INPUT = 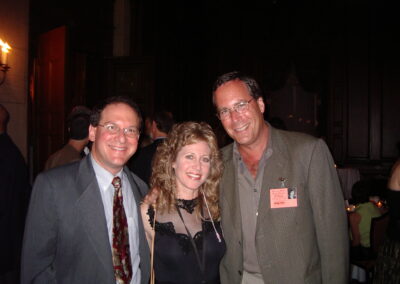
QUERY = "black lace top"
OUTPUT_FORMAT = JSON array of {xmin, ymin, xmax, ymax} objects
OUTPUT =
[{"xmin": 147, "ymin": 199, "xmax": 226, "ymax": 284}]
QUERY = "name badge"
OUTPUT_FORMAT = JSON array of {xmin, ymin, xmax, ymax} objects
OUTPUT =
[{"xmin": 270, "ymin": 187, "xmax": 298, "ymax": 208}]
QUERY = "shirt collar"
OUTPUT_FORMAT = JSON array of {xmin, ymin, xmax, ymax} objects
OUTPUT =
[{"xmin": 90, "ymin": 154, "xmax": 123, "ymax": 192}]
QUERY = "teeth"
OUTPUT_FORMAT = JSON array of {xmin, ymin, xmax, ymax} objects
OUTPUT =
[
  {"xmin": 110, "ymin": 146, "xmax": 125, "ymax": 151},
  {"xmin": 187, "ymin": 173, "xmax": 200, "ymax": 179},
  {"xmin": 235, "ymin": 124, "xmax": 248, "ymax": 132}
]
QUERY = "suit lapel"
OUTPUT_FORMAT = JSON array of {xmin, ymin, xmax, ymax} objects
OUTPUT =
[
  {"xmin": 124, "ymin": 166, "xmax": 145, "ymax": 202},
  {"xmin": 221, "ymin": 145, "xmax": 243, "ymax": 241},
  {"xmin": 257, "ymin": 127, "xmax": 289, "ymax": 232},
  {"xmin": 75, "ymin": 157, "xmax": 114, "ymax": 276},
  {"xmin": 124, "ymin": 167, "xmax": 151, "ymax": 280}
]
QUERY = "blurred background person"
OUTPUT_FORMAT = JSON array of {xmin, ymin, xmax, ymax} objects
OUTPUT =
[
  {"xmin": 349, "ymin": 180, "xmax": 382, "ymax": 260},
  {"xmin": 44, "ymin": 106, "xmax": 91, "ymax": 170},
  {"xmin": 349, "ymin": 180, "xmax": 383, "ymax": 283},
  {"xmin": 139, "ymin": 115, "xmax": 154, "ymax": 148},
  {"xmin": 0, "ymin": 104, "xmax": 31, "ymax": 283},
  {"xmin": 140, "ymin": 121, "xmax": 226, "ymax": 284},
  {"xmin": 129, "ymin": 110, "xmax": 174, "ymax": 185}
]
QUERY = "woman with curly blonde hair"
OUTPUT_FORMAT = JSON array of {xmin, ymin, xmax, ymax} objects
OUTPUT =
[{"xmin": 140, "ymin": 121, "xmax": 226, "ymax": 284}]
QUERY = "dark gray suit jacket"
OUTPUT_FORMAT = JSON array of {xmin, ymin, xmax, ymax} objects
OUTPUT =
[
  {"xmin": 21, "ymin": 156, "xmax": 150, "ymax": 284},
  {"xmin": 219, "ymin": 126, "xmax": 349, "ymax": 284}
]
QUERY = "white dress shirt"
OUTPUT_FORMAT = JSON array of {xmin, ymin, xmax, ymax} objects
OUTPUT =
[{"xmin": 91, "ymin": 155, "xmax": 141, "ymax": 284}]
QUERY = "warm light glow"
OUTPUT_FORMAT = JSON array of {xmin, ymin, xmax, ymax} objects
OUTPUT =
[{"xmin": 0, "ymin": 38, "xmax": 12, "ymax": 65}]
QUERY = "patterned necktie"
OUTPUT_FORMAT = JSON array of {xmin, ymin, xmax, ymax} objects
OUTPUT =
[{"xmin": 112, "ymin": 176, "xmax": 132, "ymax": 283}]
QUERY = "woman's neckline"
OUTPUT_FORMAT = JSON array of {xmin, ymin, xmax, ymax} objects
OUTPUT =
[{"xmin": 176, "ymin": 197, "xmax": 199, "ymax": 214}]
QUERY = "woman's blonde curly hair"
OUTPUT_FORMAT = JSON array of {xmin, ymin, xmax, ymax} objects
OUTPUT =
[{"xmin": 149, "ymin": 121, "xmax": 223, "ymax": 220}]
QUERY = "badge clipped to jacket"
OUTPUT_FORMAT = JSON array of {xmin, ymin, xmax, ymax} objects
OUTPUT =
[{"xmin": 270, "ymin": 177, "xmax": 298, "ymax": 208}]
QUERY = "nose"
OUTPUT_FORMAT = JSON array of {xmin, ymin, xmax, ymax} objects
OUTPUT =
[
  {"xmin": 192, "ymin": 158, "xmax": 201, "ymax": 170},
  {"xmin": 229, "ymin": 109, "xmax": 241, "ymax": 121},
  {"xmin": 116, "ymin": 129, "xmax": 127, "ymax": 143}
]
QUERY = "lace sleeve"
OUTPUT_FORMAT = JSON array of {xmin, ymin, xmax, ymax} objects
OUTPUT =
[{"xmin": 146, "ymin": 205, "xmax": 155, "ymax": 228}]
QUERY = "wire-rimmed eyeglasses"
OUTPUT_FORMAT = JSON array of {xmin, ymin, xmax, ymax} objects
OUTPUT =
[
  {"xmin": 98, "ymin": 123, "xmax": 140, "ymax": 138},
  {"xmin": 216, "ymin": 98, "xmax": 254, "ymax": 120}
]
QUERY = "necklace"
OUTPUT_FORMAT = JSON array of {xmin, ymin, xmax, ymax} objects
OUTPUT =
[{"xmin": 176, "ymin": 198, "xmax": 198, "ymax": 214}]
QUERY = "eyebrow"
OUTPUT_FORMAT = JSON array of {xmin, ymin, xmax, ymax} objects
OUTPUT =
[
  {"xmin": 101, "ymin": 121, "xmax": 138, "ymax": 128},
  {"xmin": 217, "ymin": 99, "xmax": 249, "ymax": 109}
]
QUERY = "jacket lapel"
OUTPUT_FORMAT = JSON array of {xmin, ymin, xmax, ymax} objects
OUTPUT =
[
  {"xmin": 124, "ymin": 167, "xmax": 151, "ymax": 281},
  {"xmin": 257, "ymin": 127, "xmax": 289, "ymax": 233},
  {"xmin": 221, "ymin": 145, "xmax": 243, "ymax": 241},
  {"xmin": 124, "ymin": 166, "xmax": 146, "ymax": 201},
  {"xmin": 75, "ymin": 157, "xmax": 114, "ymax": 277}
]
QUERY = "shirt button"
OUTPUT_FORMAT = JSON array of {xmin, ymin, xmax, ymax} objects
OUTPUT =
[{"xmin": 256, "ymin": 212, "xmax": 258, "ymax": 216}]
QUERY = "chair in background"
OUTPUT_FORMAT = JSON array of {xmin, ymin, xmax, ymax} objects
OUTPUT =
[
  {"xmin": 370, "ymin": 213, "xmax": 390, "ymax": 256},
  {"xmin": 350, "ymin": 212, "xmax": 390, "ymax": 283}
]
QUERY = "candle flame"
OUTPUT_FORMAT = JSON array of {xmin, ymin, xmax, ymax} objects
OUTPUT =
[{"xmin": 0, "ymin": 39, "xmax": 12, "ymax": 53}]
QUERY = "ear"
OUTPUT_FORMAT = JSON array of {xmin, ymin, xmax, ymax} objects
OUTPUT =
[
  {"xmin": 88, "ymin": 125, "xmax": 96, "ymax": 142},
  {"xmin": 256, "ymin": 97, "xmax": 265, "ymax": 114}
]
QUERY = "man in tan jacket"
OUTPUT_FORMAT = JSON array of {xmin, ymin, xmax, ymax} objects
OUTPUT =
[{"xmin": 213, "ymin": 71, "xmax": 348, "ymax": 284}]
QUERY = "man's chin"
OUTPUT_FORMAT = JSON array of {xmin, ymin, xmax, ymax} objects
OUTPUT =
[
  {"xmin": 109, "ymin": 158, "xmax": 129, "ymax": 169},
  {"xmin": 233, "ymin": 134, "xmax": 251, "ymax": 145}
]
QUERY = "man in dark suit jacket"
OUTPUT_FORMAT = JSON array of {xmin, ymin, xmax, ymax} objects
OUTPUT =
[
  {"xmin": 0, "ymin": 104, "xmax": 31, "ymax": 282},
  {"xmin": 21, "ymin": 97, "xmax": 150, "ymax": 284},
  {"xmin": 212, "ymin": 72, "xmax": 349, "ymax": 284},
  {"xmin": 129, "ymin": 111, "xmax": 174, "ymax": 185}
]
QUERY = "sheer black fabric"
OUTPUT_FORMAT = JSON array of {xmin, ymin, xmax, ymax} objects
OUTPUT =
[{"xmin": 147, "ymin": 200, "xmax": 226, "ymax": 284}]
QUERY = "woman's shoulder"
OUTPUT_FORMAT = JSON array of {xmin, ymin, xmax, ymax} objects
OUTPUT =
[{"xmin": 140, "ymin": 203, "xmax": 155, "ymax": 224}]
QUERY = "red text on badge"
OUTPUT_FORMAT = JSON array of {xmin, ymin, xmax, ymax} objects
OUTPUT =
[{"xmin": 270, "ymin": 188, "xmax": 298, "ymax": 208}]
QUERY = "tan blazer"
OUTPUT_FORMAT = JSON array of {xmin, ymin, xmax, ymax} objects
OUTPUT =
[{"xmin": 219, "ymin": 126, "xmax": 349, "ymax": 284}]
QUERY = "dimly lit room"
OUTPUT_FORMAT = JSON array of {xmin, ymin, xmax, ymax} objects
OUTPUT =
[{"xmin": 1, "ymin": 0, "xmax": 399, "ymax": 283}]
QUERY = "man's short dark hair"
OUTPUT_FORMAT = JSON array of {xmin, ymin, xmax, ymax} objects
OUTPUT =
[
  {"xmin": 68, "ymin": 113, "xmax": 90, "ymax": 140},
  {"xmin": 90, "ymin": 96, "xmax": 142, "ymax": 128},
  {"xmin": 66, "ymin": 106, "xmax": 90, "ymax": 140},
  {"xmin": 152, "ymin": 111, "xmax": 175, "ymax": 134},
  {"xmin": 212, "ymin": 71, "xmax": 263, "ymax": 105}
]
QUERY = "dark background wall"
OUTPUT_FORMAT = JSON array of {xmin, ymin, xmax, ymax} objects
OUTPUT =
[{"xmin": 28, "ymin": 0, "xmax": 400, "ymax": 177}]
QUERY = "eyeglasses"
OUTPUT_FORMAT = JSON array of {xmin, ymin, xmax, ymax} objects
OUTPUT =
[
  {"xmin": 216, "ymin": 98, "xmax": 254, "ymax": 120},
  {"xmin": 98, "ymin": 123, "xmax": 140, "ymax": 138}
]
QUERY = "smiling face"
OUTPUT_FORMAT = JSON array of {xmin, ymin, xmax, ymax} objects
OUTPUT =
[
  {"xmin": 172, "ymin": 141, "xmax": 211, "ymax": 199},
  {"xmin": 214, "ymin": 79, "xmax": 266, "ymax": 148},
  {"xmin": 89, "ymin": 103, "xmax": 140, "ymax": 175}
]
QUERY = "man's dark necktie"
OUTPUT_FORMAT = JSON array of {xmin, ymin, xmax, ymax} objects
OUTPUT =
[{"xmin": 112, "ymin": 176, "xmax": 132, "ymax": 283}]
